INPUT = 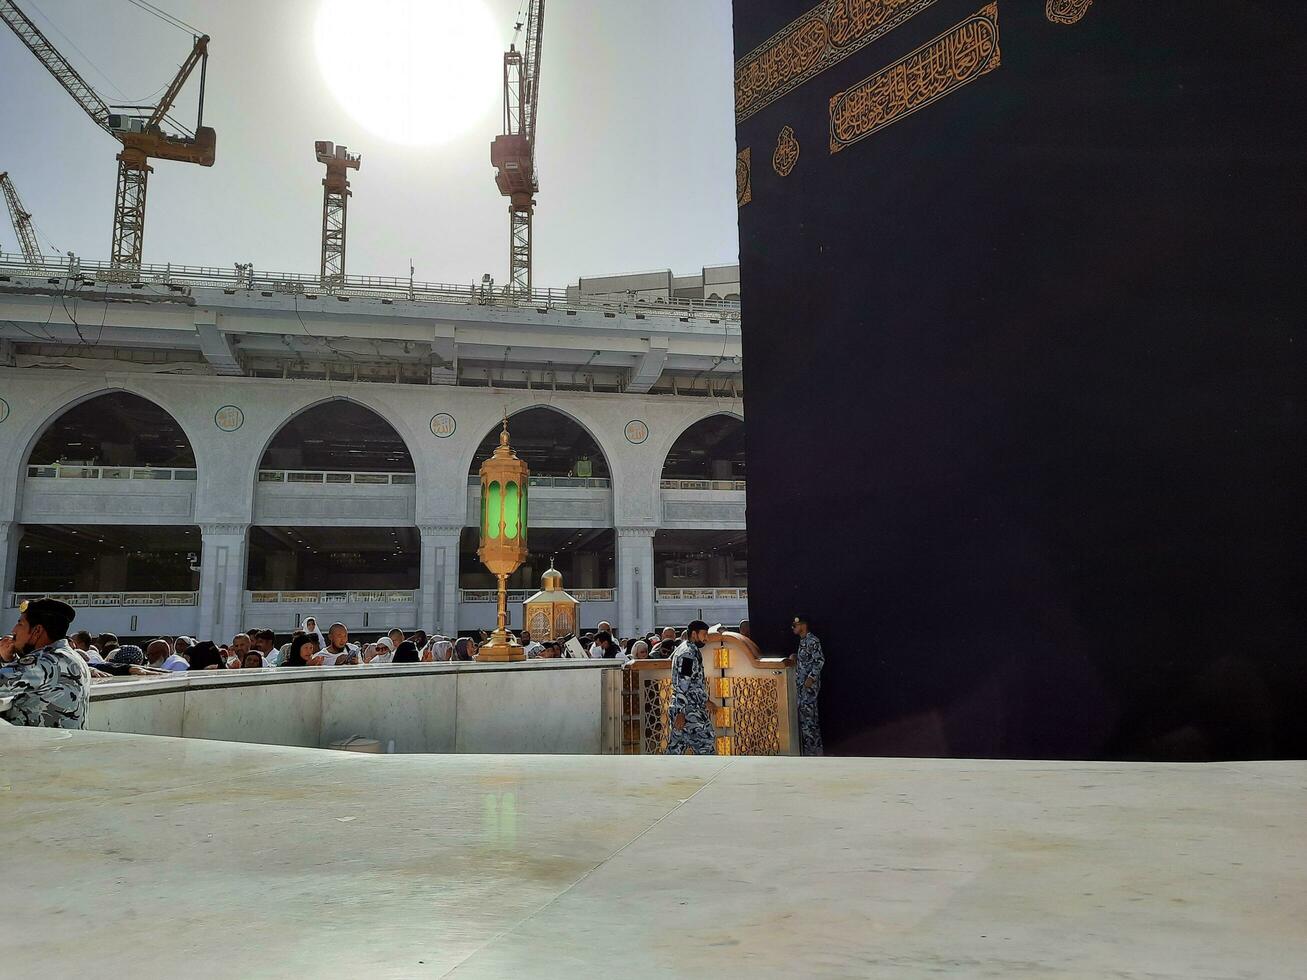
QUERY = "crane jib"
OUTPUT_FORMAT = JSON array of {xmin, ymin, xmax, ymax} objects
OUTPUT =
[{"xmin": 0, "ymin": 0, "xmax": 216, "ymax": 269}]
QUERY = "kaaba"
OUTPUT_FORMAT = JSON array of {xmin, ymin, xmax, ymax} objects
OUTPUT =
[{"xmin": 734, "ymin": 1, "xmax": 1307, "ymax": 759}]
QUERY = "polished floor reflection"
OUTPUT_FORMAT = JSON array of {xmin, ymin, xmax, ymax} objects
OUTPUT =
[{"xmin": 5, "ymin": 726, "xmax": 1304, "ymax": 978}]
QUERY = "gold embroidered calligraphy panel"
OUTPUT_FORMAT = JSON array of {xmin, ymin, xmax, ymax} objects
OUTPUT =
[
  {"xmin": 737, "ymin": 148, "xmax": 753, "ymax": 207},
  {"xmin": 829, "ymin": 1, "xmax": 1001, "ymax": 154},
  {"xmin": 735, "ymin": 0, "xmax": 939, "ymax": 123},
  {"xmin": 1046, "ymin": 0, "xmax": 1092, "ymax": 25},
  {"xmin": 773, "ymin": 126, "xmax": 800, "ymax": 177}
]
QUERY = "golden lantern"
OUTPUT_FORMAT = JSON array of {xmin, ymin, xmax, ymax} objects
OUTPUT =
[
  {"xmin": 523, "ymin": 559, "xmax": 581, "ymax": 641},
  {"xmin": 476, "ymin": 418, "xmax": 530, "ymax": 661}
]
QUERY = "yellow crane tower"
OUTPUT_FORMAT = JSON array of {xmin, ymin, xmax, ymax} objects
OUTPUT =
[
  {"xmin": 0, "ymin": 0, "xmax": 215, "ymax": 269},
  {"xmin": 0, "ymin": 171, "xmax": 41, "ymax": 264},
  {"xmin": 314, "ymin": 141, "xmax": 360, "ymax": 288},
  {"xmin": 490, "ymin": 0, "xmax": 545, "ymax": 296}
]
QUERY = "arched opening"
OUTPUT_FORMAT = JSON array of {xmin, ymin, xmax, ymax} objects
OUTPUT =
[
  {"xmin": 28, "ymin": 392, "xmax": 195, "ymax": 469},
  {"xmin": 468, "ymin": 407, "xmax": 610, "ymax": 483},
  {"xmin": 254, "ymin": 403, "xmax": 418, "ymax": 605},
  {"xmin": 14, "ymin": 525, "xmax": 201, "ymax": 594},
  {"xmin": 260, "ymin": 401, "xmax": 414, "ymax": 474},
  {"xmin": 247, "ymin": 527, "xmax": 419, "ymax": 591},
  {"xmin": 653, "ymin": 529, "xmax": 747, "ymax": 589},
  {"xmin": 661, "ymin": 414, "xmax": 745, "ymax": 485}
]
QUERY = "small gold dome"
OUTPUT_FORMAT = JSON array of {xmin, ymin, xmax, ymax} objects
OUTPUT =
[{"xmin": 541, "ymin": 561, "xmax": 563, "ymax": 592}]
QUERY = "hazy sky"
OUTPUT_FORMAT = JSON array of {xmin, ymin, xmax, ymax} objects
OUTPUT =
[{"xmin": 0, "ymin": 0, "xmax": 739, "ymax": 287}]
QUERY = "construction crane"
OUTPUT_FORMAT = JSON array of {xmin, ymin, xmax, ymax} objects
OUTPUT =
[
  {"xmin": 0, "ymin": 171, "xmax": 41, "ymax": 264},
  {"xmin": 490, "ymin": 0, "xmax": 544, "ymax": 296},
  {"xmin": 0, "ymin": 0, "xmax": 215, "ymax": 269},
  {"xmin": 314, "ymin": 141, "xmax": 360, "ymax": 288}
]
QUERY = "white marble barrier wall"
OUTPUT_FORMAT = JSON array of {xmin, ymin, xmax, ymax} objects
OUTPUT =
[{"xmin": 88, "ymin": 660, "xmax": 624, "ymax": 755}]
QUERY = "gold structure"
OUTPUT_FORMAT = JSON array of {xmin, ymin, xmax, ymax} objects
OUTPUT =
[
  {"xmin": 477, "ymin": 420, "xmax": 530, "ymax": 661},
  {"xmin": 523, "ymin": 560, "xmax": 580, "ymax": 640},
  {"xmin": 620, "ymin": 629, "xmax": 798, "ymax": 756}
]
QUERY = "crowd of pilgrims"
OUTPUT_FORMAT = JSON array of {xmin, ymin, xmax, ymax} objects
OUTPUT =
[{"xmin": 62, "ymin": 616, "xmax": 733, "ymax": 679}]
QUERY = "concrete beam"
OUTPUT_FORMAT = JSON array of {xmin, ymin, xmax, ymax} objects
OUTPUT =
[
  {"xmin": 430, "ymin": 331, "xmax": 457, "ymax": 385},
  {"xmin": 195, "ymin": 313, "xmax": 243, "ymax": 376},
  {"xmin": 626, "ymin": 336, "xmax": 669, "ymax": 394}
]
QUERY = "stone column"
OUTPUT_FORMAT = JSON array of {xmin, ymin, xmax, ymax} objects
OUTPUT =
[
  {"xmin": 197, "ymin": 523, "xmax": 249, "ymax": 643},
  {"xmin": 616, "ymin": 527, "xmax": 656, "ymax": 638},
  {"xmin": 0, "ymin": 522, "xmax": 20, "ymax": 604},
  {"xmin": 418, "ymin": 524, "xmax": 463, "ymax": 636}
]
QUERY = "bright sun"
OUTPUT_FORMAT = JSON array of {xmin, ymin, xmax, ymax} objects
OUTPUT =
[{"xmin": 315, "ymin": 0, "xmax": 504, "ymax": 147}]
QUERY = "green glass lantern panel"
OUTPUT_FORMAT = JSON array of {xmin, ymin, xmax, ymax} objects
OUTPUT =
[
  {"xmin": 486, "ymin": 481, "xmax": 502, "ymax": 539},
  {"xmin": 503, "ymin": 482, "xmax": 521, "ymax": 539},
  {"xmin": 521, "ymin": 484, "xmax": 528, "ymax": 545}
]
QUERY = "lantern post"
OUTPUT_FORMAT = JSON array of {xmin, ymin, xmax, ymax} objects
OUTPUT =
[{"xmin": 476, "ymin": 418, "xmax": 530, "ymax": 661}]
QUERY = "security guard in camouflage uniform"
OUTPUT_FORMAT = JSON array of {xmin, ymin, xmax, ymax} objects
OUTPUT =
[
  {"xmin": 667, "ymin": 620, "xmax": 720, "ymax": 756},
  {"xmin": 0, "ymin": 597, "xmax": 89, "ymax": 730},
  {"xmin": 791, "ymin": 615, "xmax": 825, "ymax": 756}
]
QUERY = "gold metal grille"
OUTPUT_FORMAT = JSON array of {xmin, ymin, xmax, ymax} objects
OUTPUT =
[
  {"xmin": 642, "ymin": 677, "xmax": 672, "ymax": 755},
  {"xmin": 729, "ymin": 676, "xmax": 783, "ymax": 756}
]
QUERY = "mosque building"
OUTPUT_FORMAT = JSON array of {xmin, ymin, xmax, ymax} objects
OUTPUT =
[{"xmin": 0, "ymin": 255, "xmax": 745, "ymax": 641}]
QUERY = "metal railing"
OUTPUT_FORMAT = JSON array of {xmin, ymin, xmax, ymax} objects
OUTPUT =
[
  {"xmin": 27, "ymin": 464, "xmax": 197, "ymax": 481},
  {"xmin": 655, "ymin": 588, "xmax": 748, "ymax": 601},
  {"xmin": 0, "ymin": 251, "xmax": 741, "ymax": 324},
  {"xmin": 459, "ymin": 588, "xmax": 616, "ymax": 603},
  {"xmin": 247, "ymin": 590, "xmax": 416, "ymax": 604},
  {"xmin": 467, "ymin": 475, "xmax": 611, "ymax": 489},
  {"xmin": 660, "ymin": 479, "xmax": 746, "ymax": 492},
  {"xmin": 9, "ymin": 591, "xmax": 197, "ymax": 607},
  {"xmin": 258, "ymin": 470, "xmax": 416, "ymax": 486}
]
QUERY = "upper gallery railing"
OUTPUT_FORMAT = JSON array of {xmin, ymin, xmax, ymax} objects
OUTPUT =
[
  {"xmin": 9, "ymin": 591, "xmax": 197, "ymax": 607},
  {"xmin": 459, "ymin": 589, "xmax": 616, "ymax": 603},
  {"xmin": 0, "ymin": 251, "xmax": 741, "ymax": 323},
  {"xmin": 659, "ymin": 479, "xmax": 747, "ymax": 491},
  {"xmin": 27, "ymin": 464, "xmax": 198, "ymax": 481},
  {"xmin": 655, "ymin": 588, "xmax": 748, "ymax": 601},
  {"xmin": 258, "ymin": 470, "xmax": 416, "ymax": 486},
  {"xmin": 247, "ymin": 590, "xmax": 417, "ymax": 604},
  {"xmin": 466, "ymin": 475, "xmax": 611, "ymax": 489}
]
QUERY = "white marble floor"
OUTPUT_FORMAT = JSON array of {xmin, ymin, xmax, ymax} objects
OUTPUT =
[{"xmin": 3, "ymin": 726, "xmax": 1304, "ymax": 979}]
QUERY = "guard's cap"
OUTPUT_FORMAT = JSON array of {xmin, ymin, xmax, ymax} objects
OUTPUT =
[{"xmin": 19, "ymin": 597, "xmax": 76, "ymax": 637}]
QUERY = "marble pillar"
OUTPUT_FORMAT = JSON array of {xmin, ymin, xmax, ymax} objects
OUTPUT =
[
  {"xmin": 616, "ymin": 527, "xmax": 655, "ymax": 637},
  {"xmin": 198, "ymin": 523, "xmax": 249, "ymax": 643},
  {"xmin": 419, "ymin": 524, "xmax": 462, "ymax": 637}
]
